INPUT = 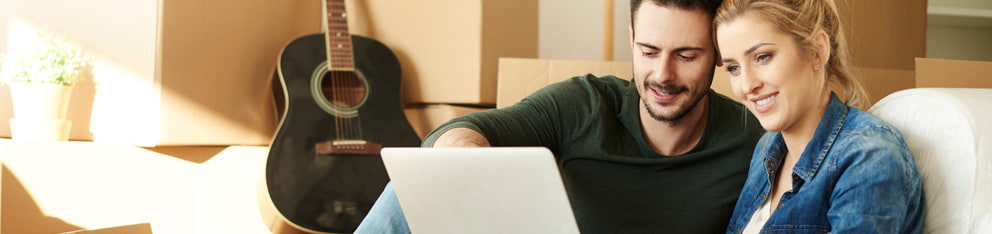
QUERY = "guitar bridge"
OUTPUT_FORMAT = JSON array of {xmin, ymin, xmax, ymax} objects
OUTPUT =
[{"xmin": 315, "ymin": 139, "xmax": 383, "ymax": 155}]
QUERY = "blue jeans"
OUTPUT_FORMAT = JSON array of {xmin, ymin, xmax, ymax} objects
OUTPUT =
[{"xmin": 354, "ymin": 182, "xmax": 411, "ymax": 234}]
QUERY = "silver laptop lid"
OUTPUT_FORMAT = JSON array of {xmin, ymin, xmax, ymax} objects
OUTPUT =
[{"xmin": 380, "ymin": 147, "xmax": 579, "ymax": 234}]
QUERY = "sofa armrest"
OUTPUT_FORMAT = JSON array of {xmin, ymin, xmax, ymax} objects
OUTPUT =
[{"xmin": 869, "ymin": 88, "xmax": 992, "ymax": 233}]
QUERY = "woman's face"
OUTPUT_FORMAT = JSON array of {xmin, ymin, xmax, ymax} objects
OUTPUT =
[{"xmin": 716, "ymin": 13, "xmax": 828, "ymax": 133}]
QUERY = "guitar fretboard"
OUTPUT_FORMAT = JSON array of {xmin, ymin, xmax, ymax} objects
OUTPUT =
[{"xmin": 325, "ymin": 0, "xmax": 355, "ymax": 71}]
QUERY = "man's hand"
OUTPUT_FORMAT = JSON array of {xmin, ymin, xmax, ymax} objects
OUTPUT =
[{"xmin": 431, "ymin": 127, "xmax": 492, "ymax": 148}]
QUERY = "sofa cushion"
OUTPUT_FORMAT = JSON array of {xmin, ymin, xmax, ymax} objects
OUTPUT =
[{"xmin": 869, "ymin": 88, "xmax": 992, "ymax": 233}]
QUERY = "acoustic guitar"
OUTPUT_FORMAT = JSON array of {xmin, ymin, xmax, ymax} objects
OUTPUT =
[{"xmin": 266, "ymin": 0, "xmax": 421, "ymax": 232}]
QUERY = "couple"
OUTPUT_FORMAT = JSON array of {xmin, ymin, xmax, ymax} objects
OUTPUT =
[{"xmin": 358, "ymin": 0, "xmax": 925, "ymax": 233}]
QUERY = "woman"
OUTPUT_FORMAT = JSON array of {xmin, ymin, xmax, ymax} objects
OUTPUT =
[{"xmin": 713, "ymin": 0, "xmax": 925, "ymax": 233}]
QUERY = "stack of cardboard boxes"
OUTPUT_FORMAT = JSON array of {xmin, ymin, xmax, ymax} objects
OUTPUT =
[
  {"xmin": 5, "ymin": 0, "xmax": 984, "ymax": 145},
  {"xmin": 340, "ymin": 0, "xmax": 539, "ymax": 139}
]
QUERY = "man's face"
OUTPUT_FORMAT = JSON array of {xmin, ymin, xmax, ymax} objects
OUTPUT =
[{"xmin": 630, "ymin": 3, "xmax": 715, "ymax": 122}]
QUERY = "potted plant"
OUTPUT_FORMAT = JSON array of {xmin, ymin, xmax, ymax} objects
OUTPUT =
[{"xmin": 1, "ymin": 31, "xmax": 86, "ymax": 141}]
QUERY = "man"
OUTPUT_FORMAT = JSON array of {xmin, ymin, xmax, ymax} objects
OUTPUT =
[{"xmin": 356, "ymin": 0, "xmax": 764, "ymax": 233}]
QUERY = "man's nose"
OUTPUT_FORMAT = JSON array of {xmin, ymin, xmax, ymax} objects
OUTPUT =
[{"xmin": 651, "ymin": 56, "xmax": 676, "ymax": 82}]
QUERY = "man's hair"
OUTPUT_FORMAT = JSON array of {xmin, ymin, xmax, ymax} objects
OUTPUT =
[{"xmin": 630, "ymin": 0, "xmax": 724, "ymax": 24}]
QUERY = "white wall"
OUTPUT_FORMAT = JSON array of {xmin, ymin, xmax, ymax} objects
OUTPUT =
[
  {"xmin": 539, "ymin": 0, "xmax": 632, "ymax": 61},
  {"xmin": 927, "ymin": 26, "xmax": 992, "ymax": 62},
  {"xmin": 927, "ymin": 0, "xmax": 992, "ymax": 62},
  {"xmin": 613, "ymin": 0, "xmax": 633, "ymax": 61},
  {"xmin": 931, "ymin": 0, "xmax": 992, "ymax": 10}
]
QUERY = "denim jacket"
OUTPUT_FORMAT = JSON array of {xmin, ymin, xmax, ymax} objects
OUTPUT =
[{"xmin": 726, "ymin": 94, "xmax": 925, "ymax": 233}]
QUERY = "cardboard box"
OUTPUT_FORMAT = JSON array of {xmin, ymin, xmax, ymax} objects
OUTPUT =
[
  {"xmin": 833, "ymin": 0, "xmax": 926, "ymax": 105},
  {"xmin": 835, "ymin": 0, "xmax": 927, "ymax": 71},
  {"xmin": 404, "ymin": 104, "xmax": 489, "ymax": 139},
  {"xmin": 496, "ymin": 58, "xmax": 634, "ymax": 108},
  {"xmin": 344, "ymin": 0, "xmax": 538, "ymax": 105},
  {"xmin": 916, "ymin": 58, "xmax": 992, "ymax": 89},
  {"xmin": 0, "ymin": 0, "xmax": 321, "ymax": 146},
  {"xmin": 853, "ymin": 67, "xmax": 917, "ymax": 105}
]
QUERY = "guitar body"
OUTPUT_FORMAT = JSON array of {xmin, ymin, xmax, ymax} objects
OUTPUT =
[{"xmin": 268, "ymin": 33, "xmax": 421, "ymax": 233}]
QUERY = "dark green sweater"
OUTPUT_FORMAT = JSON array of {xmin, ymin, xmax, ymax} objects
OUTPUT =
[{"xmin": 423, "ymin": 75, "xmax": 764, "ymax": 233}]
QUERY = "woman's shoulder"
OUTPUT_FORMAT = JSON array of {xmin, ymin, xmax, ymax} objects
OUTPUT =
[
  {"xmin": 840, "ymin": 107, "xmax": 907, "ymax": 143},
  {"xmin": 828, "ymin": 107, "xmax": 923, "ymax": 197},
  {"xmin": 832, "ymin": 107, "xmax": 916, "ymax": 168}
]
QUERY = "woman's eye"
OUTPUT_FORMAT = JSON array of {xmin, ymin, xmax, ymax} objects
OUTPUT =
[
  {"xmin": 755, "ymin": 54, "xmax": 772, "ymax": 64},
  {"xmin": 726, "ymin": 64, "xmax": 741, "ymax": 76}
]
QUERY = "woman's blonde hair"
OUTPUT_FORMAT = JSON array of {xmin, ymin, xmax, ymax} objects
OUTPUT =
[{"xmin": 714, "ymin": 0, "xmax": 870, "ymax": 110}]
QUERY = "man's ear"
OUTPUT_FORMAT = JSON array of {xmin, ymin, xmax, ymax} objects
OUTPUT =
[
  {"xmin": 628, "ymin": 24, "xmax": 635, "ymax": 50},
  {"xmin": 713, "ymin": 37, "xmax": 723, "ymax": 67},
  {"xmin": 813, "ymin": 30, "xmax": 831, "ymax": 70}
]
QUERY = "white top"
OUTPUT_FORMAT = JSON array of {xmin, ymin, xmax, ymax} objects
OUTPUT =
[{"xmin": 742, "ymin": 199, "xmax": 772, "ymax": 234}]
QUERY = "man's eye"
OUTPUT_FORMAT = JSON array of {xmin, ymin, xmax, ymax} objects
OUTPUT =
[
  {"xmin": 642, "ymin": 51, "xmax": 658, "ymax": 57},
  {"xmin": 678, "ymin": 54, "xmax": 697, "ymax": 62},
  {"xmin": 726, "ymin": 64, "xmax": 741, "ymax": 76},
  {"xmin": 756, "ymin": 54, "xmax": 772, "ymax": 64}
]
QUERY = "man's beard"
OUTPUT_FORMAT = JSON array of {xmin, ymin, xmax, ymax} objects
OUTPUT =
[{"xmin": 642, "ymin": 81, "xmax": 707, "ymax": 122}]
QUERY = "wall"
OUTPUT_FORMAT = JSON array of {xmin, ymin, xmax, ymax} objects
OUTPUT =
[
  {"xmin": 539, "ymin": 0, "xmax": 632, "ymax": 61},
  {"xmin": 927, "ymin": 0, "xmax": 992, "ymax": 62},
  {"xmin": 927, "ymin": 26, "xmax": 992, "ymax": 62},
  {"xmin": 0, "ymin": 0, "xmax": 160, "ymax": 144},
  {"xmin": 612, "ymin": 0, "xmax": 634, "ymax": 61},
  {"xmin": 0, "ymin": 0, "xmax": 318, "ymax": 146},
  {"xmin": 931, "ymin": 0, "xmax": 992, "ymax": 9},
  {"xmin": 539, "ymin": 0, "xmax": 604, "ymax": 61}
]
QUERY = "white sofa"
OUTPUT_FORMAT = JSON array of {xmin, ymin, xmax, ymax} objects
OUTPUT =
[{"xmin": 869, "ymin": 88, "xmax": 992, "ymax": 234}]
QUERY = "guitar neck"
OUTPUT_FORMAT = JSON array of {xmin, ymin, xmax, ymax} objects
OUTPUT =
[{"xmin": 324, "ymin": 0, "xmax": 355, "ymax": 71}]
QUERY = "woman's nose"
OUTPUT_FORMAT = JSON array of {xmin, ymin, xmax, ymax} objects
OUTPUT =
[{"xmin": 739, "ymin": 70, "xmax": 761, "ymax": 95}]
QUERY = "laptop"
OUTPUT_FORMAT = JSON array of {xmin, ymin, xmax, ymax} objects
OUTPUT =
[{"xmin": 379, "ymin": 147, "xmax": 579, "ymax": 234}]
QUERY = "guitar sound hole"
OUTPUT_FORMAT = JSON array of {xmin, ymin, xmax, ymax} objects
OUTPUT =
[{"xmin": 321, "ymin": 70, "xmax": 367, "ymax": 109}]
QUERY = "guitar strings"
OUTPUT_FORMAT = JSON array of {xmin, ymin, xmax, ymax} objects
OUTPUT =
[
  {"xmin": 329, "ymin": 1, "xmax": 365, "ymax": 151},
  {"xmin": 330, "ymin": 2, "xmax": 345, "ymax": 149},
  {"xmin": 343, "ymin": 4, "xmax": 364, "ymax": 147}
]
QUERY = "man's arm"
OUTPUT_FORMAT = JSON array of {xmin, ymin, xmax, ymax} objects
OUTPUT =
[
  {"xmin": 421, "ymin": 75, "xmax": 611, "ymax": 149},
  {"xmin": 431, "ymin": 127, "xmax": 492, "ymax": 148}
]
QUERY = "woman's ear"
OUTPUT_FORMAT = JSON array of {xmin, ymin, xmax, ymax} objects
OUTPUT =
[{"xmin": 813, "ymin": 30, "xmax": 831, "ymax": 70}]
